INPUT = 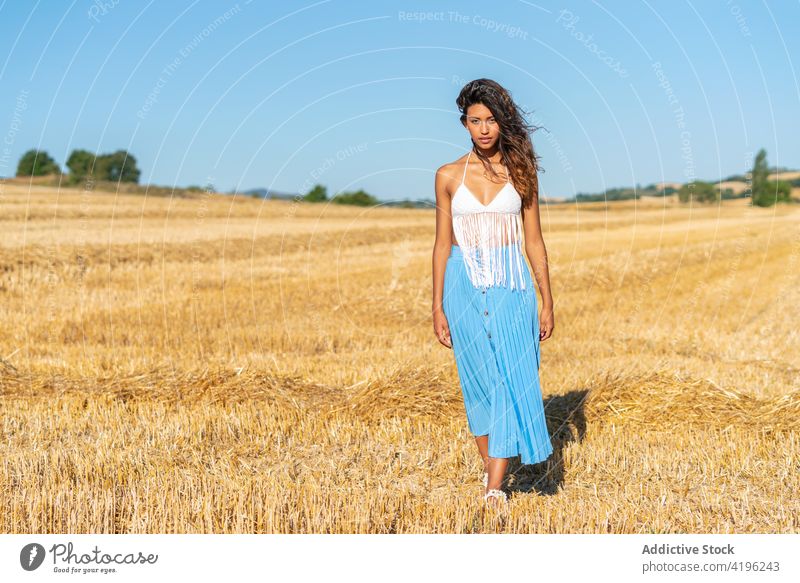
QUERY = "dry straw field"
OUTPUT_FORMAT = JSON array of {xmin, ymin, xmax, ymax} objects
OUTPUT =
[{"xmin": 1, "ymin": 182, "xmax": 798, "ymax": 533}]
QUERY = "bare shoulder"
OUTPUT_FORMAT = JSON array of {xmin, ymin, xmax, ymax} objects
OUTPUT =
[
  {"xmin": 435, "ymin": 155, "xmax": 468, "ymax": 196},
  {"xmin": 436, "ymin": 158, "xmax": 463, "ymax": 179}
]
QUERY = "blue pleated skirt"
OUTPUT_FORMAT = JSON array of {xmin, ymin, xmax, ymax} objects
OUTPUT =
[{"xmin": 443, "ymin": 244, "xmax": 553, "ymax": 465}]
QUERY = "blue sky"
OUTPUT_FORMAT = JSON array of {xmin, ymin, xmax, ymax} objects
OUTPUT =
[{"xmin": 1, "ymin": 0, "xmax": 798, "ymax": 201}]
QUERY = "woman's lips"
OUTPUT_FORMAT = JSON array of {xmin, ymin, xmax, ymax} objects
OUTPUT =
[{"xmin": 478, "ymin": 138, "xmax": 491, "ymax": 142}]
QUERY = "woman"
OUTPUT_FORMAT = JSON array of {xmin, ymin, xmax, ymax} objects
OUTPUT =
[{"xmin": 431, "ymin": 79, "xmax": 555, "ymax": 507}]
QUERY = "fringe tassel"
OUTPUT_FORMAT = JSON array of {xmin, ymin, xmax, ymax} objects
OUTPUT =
[{"xmin": 452, "ymin": 212, "xmax": 527, "ymax": 291}]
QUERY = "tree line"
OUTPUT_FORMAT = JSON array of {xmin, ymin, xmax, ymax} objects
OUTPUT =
[
  {"xmin": 15, "ymin": 148, "xmax": 140, "ymax": 185},
  {"xmin": 13, "ymin": 147, "xmax": 794, "ymax": 208},
  {"xmin": 571, "ymin": 148, "xmax": 794, "ymax": 207},
  {"xmin": 301, "ymin": 185, "xmax": 381, "ymax": 206},
  {"xmin": 677, "ymin": 148, "xmax": 792, "ymax": 206}
]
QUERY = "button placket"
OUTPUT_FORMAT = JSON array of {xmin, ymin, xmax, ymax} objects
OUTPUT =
[{"xmin": 481, "ymin": 286, "xmax": 493, "ymax": 341}]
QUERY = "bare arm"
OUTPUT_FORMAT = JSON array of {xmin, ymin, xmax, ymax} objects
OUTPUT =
[
  {"xmin": 521, "ymin": 172, "xmax": 555, "ymax": 340},
  {"xmin": 432, "ymin": 164, "xmax": 455, "ymax": 347}
]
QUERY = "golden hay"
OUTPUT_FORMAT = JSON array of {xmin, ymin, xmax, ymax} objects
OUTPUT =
[
  {"xmin": 1, "ymin": 187, "xmax": 798, "ymax": 533},
  {"xmin": 583, "ymin": 369, "xmax": 800, "ymax": 431}
]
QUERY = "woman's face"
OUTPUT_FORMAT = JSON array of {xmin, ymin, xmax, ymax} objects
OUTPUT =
[{"xmin": 463, "ymin": 103, "xmax": 500, "ymax": 147}]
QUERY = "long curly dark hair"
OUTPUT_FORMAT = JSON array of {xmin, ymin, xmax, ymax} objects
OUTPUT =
[{"xmin": 456, "ymin": 78, "xmax": 544, "ymax": 208}]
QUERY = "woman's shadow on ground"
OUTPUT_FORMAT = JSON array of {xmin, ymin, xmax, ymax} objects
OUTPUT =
[{"xmin": 504, "ymin": 388, "xmax": 590, "ymax": 497}]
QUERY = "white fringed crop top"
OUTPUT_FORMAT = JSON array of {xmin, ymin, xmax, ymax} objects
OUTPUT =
[{"xmin": 451, "ymin": 149, "xmax": 527, "ymax": 291}]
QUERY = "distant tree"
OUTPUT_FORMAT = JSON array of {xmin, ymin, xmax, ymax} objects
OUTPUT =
[
  {"xmin": 750, "ymin": 148, "xmax": 770, "ymax": 206},
  {"xmin": 16, "ymin": 149, "xmax": 61, "ymax": 176},
  {"xmin": 574, "ymin": 187, "xmax": 640, "ymax": 202},
  {"xmin": 66, "ymin": 149, "xmax": 96, "ymax": 184},
  {"xmin": 334, "ymin": 189, "xmax": 378, "ymax": 206},
  {"xmin": 304, "ymin": 184, "xmax": 328, "ymax": 202},
  {"xmin": 65, "ymin": 148, "xmax": 141, "ymax": 184},
  {"xmin": 677, "ymin": 180, "xmax": 718, "ymax": 203},
  {"xmin": 768, "ymin": 180, "xmax": 792, "ymax": 204},
  {"xmin": 95, "ymin": 150, "xmax": 141, "ymax": 183},
  {"xmin": 751, "ymin": 149, "xmax": 792, "ymax": 206}
]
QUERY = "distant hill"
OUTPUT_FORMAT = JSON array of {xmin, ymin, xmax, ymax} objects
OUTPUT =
[
  {"xmin": 229, "ymin": 185, "xmax": 568, "ymax": 206},
  {"xmin": 567, "ymin": 168, "xmax": 800, "ymax": 203},
  {"xmin": 232, "ymin": 188, "xmax": 297, "ymax": 200},
  {"xmin": 7, "ymin": 166, "xmax": 798, "ymax": 205}
]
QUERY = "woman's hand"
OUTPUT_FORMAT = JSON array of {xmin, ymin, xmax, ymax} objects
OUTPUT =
[
  {"xmin": 539, "ymin": 305, "xmax": 554, "ymax": 341},
  {"xmin": 433, "ymin": 309, "xmax": 452, "ymax": 348}
]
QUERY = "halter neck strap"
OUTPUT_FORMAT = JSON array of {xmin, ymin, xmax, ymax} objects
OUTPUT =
[{"xmin": 462, "ymin": 149, "xmax": 510, "ymax": 184}]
